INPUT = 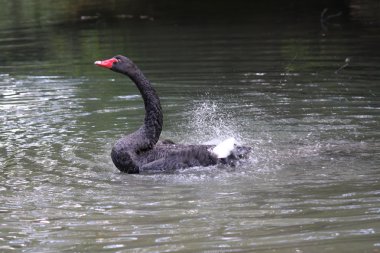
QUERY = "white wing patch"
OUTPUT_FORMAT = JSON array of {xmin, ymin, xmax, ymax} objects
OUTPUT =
[{"xmin": 211, "ymin": 137, "xmax": 237, "ymax": 158}]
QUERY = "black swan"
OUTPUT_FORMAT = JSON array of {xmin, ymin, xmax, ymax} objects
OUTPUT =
[{"xmin": 94, "ymin": 55, "xmax": 251, "ymax": 174}]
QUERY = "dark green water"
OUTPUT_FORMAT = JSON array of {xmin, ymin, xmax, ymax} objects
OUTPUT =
[{"xmin": 1, "ymin": 2, "xmax": 380, "ymax": 252}]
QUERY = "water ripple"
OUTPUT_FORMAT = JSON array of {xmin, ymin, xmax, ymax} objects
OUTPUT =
[{"xmin": 1, "ymin": 20, "xmax": 380, "ymax": 253}]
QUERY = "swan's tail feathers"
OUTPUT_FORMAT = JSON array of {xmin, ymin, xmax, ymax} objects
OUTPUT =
[
  {"xmin": 211, "ymin": 137, "xmax": 252, "ymax": 166},
  {"xmin": 232, "ymin": 146, "xmax": 251, "ymax": 159}
]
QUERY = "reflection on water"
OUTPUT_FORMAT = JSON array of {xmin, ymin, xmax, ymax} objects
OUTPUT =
[{"xmin": 1, "ymin": 4, "xmax": 380, "ymax": 252}]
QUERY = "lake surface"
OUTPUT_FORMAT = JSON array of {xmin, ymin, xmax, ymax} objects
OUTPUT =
[{"xmin": 1, "ymin": 3, "xmax": 380, "ymax": 252}]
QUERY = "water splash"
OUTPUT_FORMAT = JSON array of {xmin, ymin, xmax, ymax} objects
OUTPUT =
[
  {"xmin": 165, "ymin": 99, "xmax": 268, "ymax": 177},
  {"xmin": 181, "ymin": 99, "xmax": 245, "ymax": 145}
]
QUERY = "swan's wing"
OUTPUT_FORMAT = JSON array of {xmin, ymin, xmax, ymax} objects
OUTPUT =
[{"xmin": 139, "ymin": 144, "xmax": 217, "ymax": 173}]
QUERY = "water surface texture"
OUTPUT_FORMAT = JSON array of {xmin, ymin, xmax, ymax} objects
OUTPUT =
[{"xmin": 1, "ymin": 2, "xmax": 380, "ymax": 252}]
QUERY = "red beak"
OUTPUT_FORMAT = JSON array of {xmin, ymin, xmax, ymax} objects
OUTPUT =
[{"xmin": 94, "ymin": 58, "xmax": 118, "ymax": 69}]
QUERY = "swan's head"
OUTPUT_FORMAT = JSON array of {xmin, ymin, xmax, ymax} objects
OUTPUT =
[{"xmin": 94, "ymin": 55, "xmax": 136, "ymax": 75}]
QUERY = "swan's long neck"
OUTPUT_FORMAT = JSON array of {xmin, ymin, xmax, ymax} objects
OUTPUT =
[{"xmin": 128, "ymin": 69, "xmax": 163, "ymax": 149}]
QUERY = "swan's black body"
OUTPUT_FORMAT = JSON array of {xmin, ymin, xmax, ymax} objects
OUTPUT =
[{"xmin": 95, "ymin": 55, "xmax": 250, "ymax": 173}]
